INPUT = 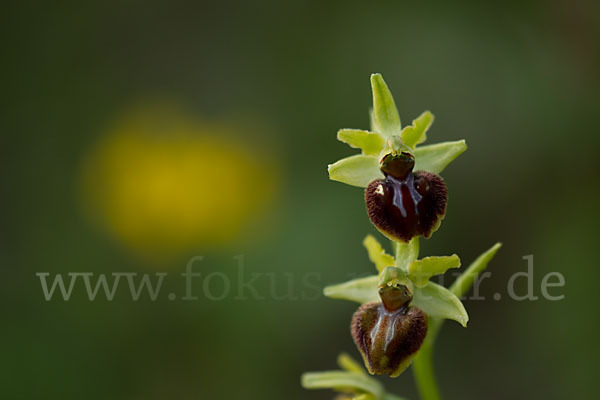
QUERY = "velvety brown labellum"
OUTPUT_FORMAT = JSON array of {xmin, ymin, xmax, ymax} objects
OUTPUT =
[
  {"xmin": 351, "ymin": 289, "xmax": 428, "ymax": 377},
  {"xmin": 365, "ymin": 153, "xmax": 447, "ymax": 242}
]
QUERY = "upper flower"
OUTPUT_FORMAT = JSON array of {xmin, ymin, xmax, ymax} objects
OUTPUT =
[
  {"xmin": 328, "ymin": 74, "xmax": 467, "ymax": 187},
  {"xmin": 328, "ymin": 74, "xmax": 467, "ymax": 243},
  {"xmin": 365, "ymin": 152, "xmax": 448, "ymax": 242}
]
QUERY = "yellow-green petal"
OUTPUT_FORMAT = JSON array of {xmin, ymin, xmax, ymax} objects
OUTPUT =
[
  {"xmin": 337, "ymin": 353, "xmax": 366, "ymax": 375},
  {"xmin": 337, "ymin": 129, "xmax": 386, "ymax": 156},
  {"xmin": 401, "ymin": 111, "xmax": 434, "ymax": 149},
  {"xmin": 355, "ymin": 394, "xmax": 377, "ymax": 400},
  {"xmin": 408, "ymin": 254, "xmax": 461, "ymax": 288},
  {"xmin": 363, "ymin": 234, "xmax": 395, "ymax": 272}
]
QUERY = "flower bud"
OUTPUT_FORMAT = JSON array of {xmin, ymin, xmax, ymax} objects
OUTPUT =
[
  {"xmin": 351, "ymin": 284, "xmax": 427, "ymax": 377},
  {"xmin": 365, "ymin": 152, "xmax": 447, "ymax": 242}
]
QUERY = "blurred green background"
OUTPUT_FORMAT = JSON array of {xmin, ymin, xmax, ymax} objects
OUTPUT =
[{"xmin": 3, "ymin": 0, "xmax": 599, "ymax": 399}]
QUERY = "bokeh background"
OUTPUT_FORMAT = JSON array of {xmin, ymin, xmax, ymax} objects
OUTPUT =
[{"xmin": 3, "ymin": 1, "xmax": 599, "ymax": 399}]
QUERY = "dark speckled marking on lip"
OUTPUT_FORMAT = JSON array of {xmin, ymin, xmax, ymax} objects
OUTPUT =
[
  {"xmin": 351, "ymin": 301, "xmax": 427, "ymax": 376},
  {"xmin": 351, "ymin": 285, "xmax": 428, "ymax": 377},
  {"xmin": 365, "ymin": 152, "xmax": 447, "ymax": 242}
]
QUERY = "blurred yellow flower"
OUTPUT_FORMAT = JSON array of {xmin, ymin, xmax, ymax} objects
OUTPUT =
[{"xmin": 81, "ymin": 104, "xmax": 280, "ymax": 259}]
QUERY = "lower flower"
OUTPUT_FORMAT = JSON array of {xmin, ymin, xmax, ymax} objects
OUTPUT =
[{"xmin": 351, "ymin": 284, "xmax": 428, "ymax": 377}]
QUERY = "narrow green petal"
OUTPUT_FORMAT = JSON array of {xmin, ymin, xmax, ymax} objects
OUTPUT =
[
  {"xmin": 401, "ymin": 111, "xmax": 434, "ymax": 149},
  {"xmin": 337, "ymin": 353, "xmax": 366, "ymax": 375},
  {"xmin": 323, "ymin": 275, "xmax": 379, "ymax": 304},
  {"xmin": 370, "ymin": 73, "xmax": 401, "ymax": 137},
  {"xmin": 328, "ymin": 155, "xmax": 383, "ymax": 188},
  {"xmin": 394, "ymin": 237, "xmax": 420, "ymax": 271},
  {"xmin": 451, "ymin": 243, "xmax": 502, "ymax": 298},
  {"xmin": 301, "ymin": 371, "xmax": 384, "ymax": 397},
  {"xmin": 363, "ymin": 234, "xmax": 395, "ymax": 272},
  {"xmin": 408, "ymin": 255, "xmax": 461, "ymax": 288},
  {"xmin": 413, "ymin": 140, "xmax": 467, "ymax": 174},
  {"xmin": 337, "ymin": 129, "xmax": 386, "ymax": 156},
  {"xmin": 412, "ymin": 282, "xmax": 468, "ymax": 327}
]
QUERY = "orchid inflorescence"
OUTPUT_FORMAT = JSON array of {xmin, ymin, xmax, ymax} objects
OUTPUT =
[{"xmin": 301, "ymin": 74, "xmax": 501, "ymax": 400}]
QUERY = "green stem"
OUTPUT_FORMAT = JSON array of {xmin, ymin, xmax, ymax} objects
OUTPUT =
[
  {"xmin": 412, "ymin": 342, "xmax": 441, "ymax": 400},
  {"xmin": 411, "ymin": 243, "xmax": 502, "ymax": 400},
  {"xmin": 412, "ymin": 317, "xmax": 442, "ymax": 400}
]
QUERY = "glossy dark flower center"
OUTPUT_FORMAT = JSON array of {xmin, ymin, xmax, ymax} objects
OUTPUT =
[
  {"xmin": 365, "ymin": 152, "xmax": 447, "ymax": 242},
  {"xmin": 380, "ymin": 152, "xmax": 415, "ymax": 180},
  {"xmin": 379, "ymin": 285, "xmax": 412, "ymax": 311}
]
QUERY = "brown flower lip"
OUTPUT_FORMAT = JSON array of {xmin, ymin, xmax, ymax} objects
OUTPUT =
[
  {"xmin": 351, "ymin": 284, "xmax": 428, "ymax": 377},
  {"xmin": 365, "ymin": 152, "xmax": 447, "ymax": 242}
]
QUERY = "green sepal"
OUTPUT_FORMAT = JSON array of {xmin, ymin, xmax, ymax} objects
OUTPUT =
[
  {"xmin": 412, "ymin": 282, "xmax": 468, "ymax": 327},
  {"xmin": 417, "ymin": 243, "xmax": 502, "ymax": 349},
  {"xmin": 301, "ymin": 370, "xmax": 384, "ymax": 398},
  {"xmin": 338, "ymin": 129, "xmax": 386, "ymax": 156},
  {"xmin": 401, "ymin": 111, "xmax": 434, "ymax": 149},
  {"xmin": 413, "ymin": 140, "xmax": 467, "ymax": 174},
  {"xmin": 370, "ymin": 74, "xmax": 401, "ymax": 137},
  {"xmin": 323, "ymin": 275, "xmax": 379, "ymax": 304},
  {"xmin": 408, "ymin": 255, "xmax": 461, "ymax": 288},
  {"xmin": 328, "ymin": 155, "xmax": 383, "ymax": 187},
  {"xmin": 301, "ymin": 369, "xmax": 408, "ymax": 400}
]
